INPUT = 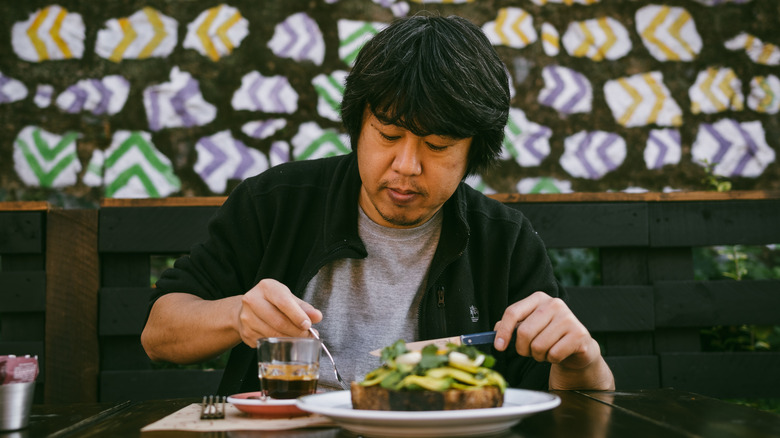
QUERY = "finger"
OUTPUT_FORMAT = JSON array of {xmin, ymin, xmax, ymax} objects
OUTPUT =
[
  {"xmin": 514, "ymin": 303, "xmax": 556, "ymax": 360},
  {"xmin": 258, "ymin": 279, "xmax": 314, "ymax": 330},
  {"xmin": 548, "ymin": 329, "xmax": 597, "ymax": 369},
  {"xmin": 494, "ymin": 292, "xmax": 547, "ymax": 351},
  {"xmin": 297, "ymin": 298, "xmax": 323, "ymax": 325}
]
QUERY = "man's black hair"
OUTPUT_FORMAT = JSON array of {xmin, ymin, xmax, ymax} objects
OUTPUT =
[{"xmin": 340, "ymin": 14, "xmax": 510, "ymax": 176}]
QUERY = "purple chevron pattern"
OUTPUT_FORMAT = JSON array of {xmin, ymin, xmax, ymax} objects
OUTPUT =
[
  {"xmin": 55, "ymin": 75, "xmax": 129, "ymax": 115},
  {"xmin": 502, "ymin": 108, "xmax": 552, "ymax": 167},
  {"xmin": 34, "ymin": 84, "xmax": 54, "ymax": 108},
  {"xmin": 194, "ymin": 130, "xmax": 270, "ymax": 193},
  {"xmin": 693, "ymin": 0, "xmax": 752, "ymax": 5},
  {"xmin": 143, "ymin": 67, "xmax": 216, "ymax": 132},
  {"xmin": 538, "ymin": 65, "xmax": 592, "ymax": 114},
  {"xmin": 560, "ymin": 131, "xmax": 627, "ymax": 179},
  {"xmin": 268, "ymin": 12, "xmax": 325, "ymax": 66},
  {"xmin": 269, "ymin": 140, "xmax": 290, "ymax": 166},
  {"xmin": 241, "ymin": 119, "xmax": 287, "ymax": 140},
  {"xmin": 645, "ymin": 129, "xmax": 681, "ymax": 170},
  {"xmin": 692, "ymin": 119, "xmax": 775, "ymax": 177},
  {"xmin": 0, "ymin": 72, "xmax": 28, "ymax": 104},
  {"xmin": 232, "ymin": 71, "xmax": 299, "ymax": 114}
]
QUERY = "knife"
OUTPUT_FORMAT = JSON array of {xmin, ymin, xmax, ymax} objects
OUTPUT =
[{"xmin": 369, "ymin": 331, "xmax": 496, "ymax": 356}]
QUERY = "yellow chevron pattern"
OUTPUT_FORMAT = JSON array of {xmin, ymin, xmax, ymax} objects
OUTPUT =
[
  {"xmin": 690, "ymin": 67, "xmax": 744, "ymax": 114},
  {"xmin": 748, "ymin": 75, "xmax": 780, "ymax": 114},
  {"xmin": 605, "ymin": 72, "xmax": 682, "ymax": 128},
  {"xmin": 562, "ymin": 16, "xmax": 631, "ymax": 61},
  {"xmin": 531, "ymin": 0, "xmax": 600, "ymax": 5},
  {"xmin": 13, "ymin": 5, "xmax": 84, "ymax": 62},
  {"xmin": 725, "ymin": 32, "xmax": 780, "ymax": 66},
  {"xmin": 185, "ymin": 4, "xmax": 248, "ymax": 62},
  {"xmin": 541, "ymin": 22, "xmax": 560, "ymax": 56},
  {"xmin": 636, "ymin": 5, "xmax": 701, "ymax": 62},
  {"xmin": 96, "ymin": 8, "xmax": 176, "ymax": 62},
  {"xmin": 482, "ymin": 7, "xmax": 537, "ymax": 49},
  {"xmin": 197, "ymin": 7, "xmax": 221, "ymax": 61}
]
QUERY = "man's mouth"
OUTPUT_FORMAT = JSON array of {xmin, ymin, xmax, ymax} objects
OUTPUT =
[{"xmin": 386, "ymin": 187, "xmax": 419, "ymax": 204}]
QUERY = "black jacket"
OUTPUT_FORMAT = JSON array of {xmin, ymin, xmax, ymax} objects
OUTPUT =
[{"xmin": 154, "ymin": 152, "xmax": 564, "ymax": 395}]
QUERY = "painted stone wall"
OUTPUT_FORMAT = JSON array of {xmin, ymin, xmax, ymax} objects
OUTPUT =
[{"xmin": 1, "ymin": 0, "xmax": 778, "ymax": 204}]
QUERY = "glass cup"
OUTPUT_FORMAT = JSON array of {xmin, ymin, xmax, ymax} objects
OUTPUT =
[{"xmin": 257, "ymin": 337, "xmax": 320, "ymax": 399}]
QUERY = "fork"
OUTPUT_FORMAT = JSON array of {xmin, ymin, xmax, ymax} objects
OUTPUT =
[
  {"xmin": 308, "ymin": 327, "xmax": 350, "ymax": 391},
  {"xmin": 200, "ymin": 395, "xmax": 226, "ymax": 420}
]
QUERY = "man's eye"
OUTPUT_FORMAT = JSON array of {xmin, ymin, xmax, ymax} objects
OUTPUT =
[
  {"xmin": 380, "ymin": 132, "xmax": 400, "ymax": 141},
  {"xmin": 427, "ymin": 143, "xmax": 448, "ymax": 152}
]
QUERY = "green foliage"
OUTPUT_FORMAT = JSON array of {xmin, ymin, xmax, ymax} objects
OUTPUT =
[
  {"xmin": 694, "ymin": 245, "xmax": 780, "ymax": 282},
  {"xmin": 697, "ymin": 244, "xmax": 780, "ymax": 354},
  {"xmin": 725, "ymin": 398, "xmax": 780, "ymax": 415},
  {"xmin": 150, "ymin": 255, "xmax": 180, "ymax": 286},
  {"xmin": 700, "ymin": 159, "xmax": 732, "ymax": 192},
  {"xmin": 547, "ymin": 248, "xmax": 600, "ymax": 287},
  {"xmin": 701, "ymin": 325, "xmax": 780, "ymax": 353}
]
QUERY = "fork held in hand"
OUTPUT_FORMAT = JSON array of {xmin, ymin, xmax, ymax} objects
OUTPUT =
[
  {"xmin": 200, "ymin": 395, "xmax": 226, "ymax": 420},
  {"xmin": 308, "ymin": 327, "xmax": 350, "ymax": 391}
]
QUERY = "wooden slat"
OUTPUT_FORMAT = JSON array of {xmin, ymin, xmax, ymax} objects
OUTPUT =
[
  {"xmin": 100, "ymin": 369, "xmax": 224, "ymax": 402},
  {"xmin": 0, "ymin": 201, "xmax": 50, "ymax": 211},
  {"xmin": 100, "ymin": 197, "xmax": 226, "ymax": 208},
  {"xmin": 660, "ymin": 352, "xmax": 780, "ymax": 398},
  {"xmin": 99, "ymin": 287, "xmax": 155, "ymax": 336},
  {"xmin": 603, "ymin": 356, "xmax": 659, "ymax": 390},
  {"xmin": 0, "ymin": 271, "xmax": 46, "ymax": 311},
  {"xmin": 101, "ymin": 254, "xmax": 152, "ymax": 288},
  {"xmin": 600, "ymin": 248, "xmax": 649, "ymax": 285},
  {"xmin": 490, "ymin": 190, "xmax": 780, "ymax": 203},
  {"xmin": 100, "ymin": 336, "xmax": 151, "ymax": 371},
  {"xmin": 0, "ymin": 211, "xmax": 45, "ymax": 254},
  {"xmin": 99, "ymin": 207, "xmax": 217, "ymax": 253},
  {"xmin": 0, "ymin": 313, "xmax": 45, "ymax": 341},
  {"xmin": 45, "ymin": 209, "xmax": 100, "ymax": 404},
  {"xmin": 505, "ymin": 203, "xmax": 648, "ymax": 247},
  {"xmin": 568, "ymin": 286, "xmax": 654, "ymax": 332},
  {"xmin": 655, "ymin": 280, "xmax": 780, "ymax": 327},
  {"xmin": 600, "ymin": 332, "xmax": 655, "ymax": 356},
  {"xmin": 649, "ymin": 199, "xmax": 780, "ymax": 247}
]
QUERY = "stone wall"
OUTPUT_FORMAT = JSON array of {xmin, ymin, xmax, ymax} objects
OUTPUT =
[{"xmin": 1, "ymin": 0, "xmax": 778, "ymax": 205}]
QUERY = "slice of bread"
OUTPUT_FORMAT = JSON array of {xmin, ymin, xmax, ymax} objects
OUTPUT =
[{"xmin": 350, "ymin": 381, "xmax": 503, "ymax": 411}]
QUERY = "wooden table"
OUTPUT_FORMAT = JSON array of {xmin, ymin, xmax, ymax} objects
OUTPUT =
[{"xmin": 13, "ymin": 389, "xmax": 780, "ymax": 438}]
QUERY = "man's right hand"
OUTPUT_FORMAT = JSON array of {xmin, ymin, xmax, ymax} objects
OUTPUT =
[
  {"xmin": 237, "ymin": 278, "xmax": 323, "ymax": 347},
  {"xmin": 142, "ymin": 279, "xmax": 322, "ymax": 365}
]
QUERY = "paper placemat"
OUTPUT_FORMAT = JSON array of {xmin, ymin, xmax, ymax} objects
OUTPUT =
[{"xmin": 141, "ymin": 403, "xmax": 334, "ymax": 432}]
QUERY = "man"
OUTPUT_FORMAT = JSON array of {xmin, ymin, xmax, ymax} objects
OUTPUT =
[{"xmin": 141, "ymin": 15, "xmax": 614, "ymax": 395}]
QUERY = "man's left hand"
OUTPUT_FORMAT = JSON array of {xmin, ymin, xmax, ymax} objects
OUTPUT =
[{"xmin": 493, "ymin": 291, "xmax": 615, "ymax": 390}]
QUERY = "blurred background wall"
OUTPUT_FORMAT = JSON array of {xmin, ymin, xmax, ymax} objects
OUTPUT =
[{"xmin": 1, "ymin": 0, "xmax": 778, "ymax": 206}]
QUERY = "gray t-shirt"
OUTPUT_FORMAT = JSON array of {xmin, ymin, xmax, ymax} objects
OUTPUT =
[{"xmin": 303, "ymin": 206, "xmax": 442, "ymax": 389}]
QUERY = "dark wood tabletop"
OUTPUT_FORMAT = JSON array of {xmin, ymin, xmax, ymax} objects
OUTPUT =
[{"xmin": 11, "ymin": 389, "xmax": 780, "ymax": 438}]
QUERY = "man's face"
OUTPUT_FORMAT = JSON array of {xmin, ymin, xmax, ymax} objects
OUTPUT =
[{"xmin": 356, "ymin": 109, "xmax": 472, "ymax": 228}]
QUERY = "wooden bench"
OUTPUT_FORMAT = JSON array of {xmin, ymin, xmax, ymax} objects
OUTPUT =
[
  {"xmin": 0, "ymin": 202, "xmax": 49, "ymax": 402},
  {"xmin": 13, "ymin": 191, "xmax": 780, "ymax": 402},
  {"xmin": 0, "ymin": 203, "xmax": 101, "ymax": 404}
]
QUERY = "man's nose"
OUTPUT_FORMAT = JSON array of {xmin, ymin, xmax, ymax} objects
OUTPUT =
[{"xmin": 392, "ymin": 137, "xmax": 422, "ymax": 176}]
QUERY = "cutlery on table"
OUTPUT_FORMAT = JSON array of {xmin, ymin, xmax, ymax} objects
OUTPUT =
[
  {"xmin": 200, "ymin": 395, "xmax": 225, "ymax": 420},
  {"xmin": 369, "ymin": 331, "xmax": 497, "ymax": 356},
  {"xmin": 309, "ymin": 327, "xmax": 350, "ymax": 391}
]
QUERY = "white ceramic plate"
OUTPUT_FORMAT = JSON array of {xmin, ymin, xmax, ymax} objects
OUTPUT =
[{"xmin": 296, "ymin": 388, "xmax": 560, "ymax": 437}]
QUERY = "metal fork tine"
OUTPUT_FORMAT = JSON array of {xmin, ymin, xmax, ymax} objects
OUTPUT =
[{"xmin": 200, "ymin": 395, "xmax": 225, "ymax": 420}]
